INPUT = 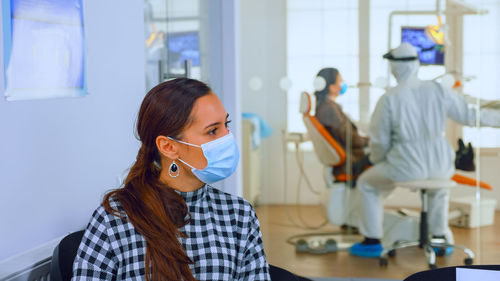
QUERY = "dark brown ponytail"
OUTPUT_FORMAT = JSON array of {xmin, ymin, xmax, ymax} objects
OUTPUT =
[{"xmin": 103, "ymin": 78, "xmax": 211, "ymax": 281}]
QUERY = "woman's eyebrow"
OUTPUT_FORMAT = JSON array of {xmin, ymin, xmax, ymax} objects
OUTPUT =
[{"xmin": 204, "ymin": 114, "xmax": 229, "ymax": 129}]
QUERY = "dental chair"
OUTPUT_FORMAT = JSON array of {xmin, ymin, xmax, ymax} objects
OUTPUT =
[{"xmin": 298, "ymin": 92, "xmax": 359, "ymax": 228}]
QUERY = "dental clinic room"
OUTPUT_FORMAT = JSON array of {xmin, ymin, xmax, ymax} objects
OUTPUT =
[{"xmin": 3, "ymin": 0, "xmax": 500, "ymax": 280}]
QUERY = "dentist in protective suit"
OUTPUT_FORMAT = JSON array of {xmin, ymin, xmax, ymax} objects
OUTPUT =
[{"xmin": 350, "ymin": 43, "xmax": 500, "ymax": 257}]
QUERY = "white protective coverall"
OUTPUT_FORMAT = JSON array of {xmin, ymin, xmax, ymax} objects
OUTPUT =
[{"xmin": 357, "ymin": 43, "xmax": 500, "ymax": 239}]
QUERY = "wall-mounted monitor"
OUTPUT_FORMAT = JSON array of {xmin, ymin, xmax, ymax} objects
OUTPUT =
[
  {"xmin": 167, "ymin": 31, "xmax": 200, "ymax": 69},
  {"xmin": 401, "ymin": 26, "xmax": 444, "ymax": 66}
]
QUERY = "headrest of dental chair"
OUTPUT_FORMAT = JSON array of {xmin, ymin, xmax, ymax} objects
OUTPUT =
[{"xmin": 299, "ymin": 92, "xmax": 312, "ymax": 115}]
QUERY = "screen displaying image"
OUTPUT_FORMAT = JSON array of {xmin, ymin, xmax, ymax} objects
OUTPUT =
[
  {"xmin": 401, "ymin": 26, "xmax": 444, "ymax": 65},
  {"xmin": 167, "ymin": 31, "xmax": 200, "ymax": 69}
]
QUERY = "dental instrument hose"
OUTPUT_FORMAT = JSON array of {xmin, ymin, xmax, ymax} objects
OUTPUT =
[{"xmin": 279, "ymin": 130, "xmax": 328, "ymax": 230}]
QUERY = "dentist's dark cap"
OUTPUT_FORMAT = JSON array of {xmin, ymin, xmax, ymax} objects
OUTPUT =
[{"xmin": 383, "ymin": 43, "xmax": 418, "ymax": 61}]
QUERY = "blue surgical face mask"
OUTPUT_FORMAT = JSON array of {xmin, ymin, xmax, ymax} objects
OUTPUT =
[
  {"xmin": 168, "ymin": 133, "xmax": 240, "ymax": 184},
  {"xmin": 339, "ymin": 83, "xmax": 348, "ymax": 95}
]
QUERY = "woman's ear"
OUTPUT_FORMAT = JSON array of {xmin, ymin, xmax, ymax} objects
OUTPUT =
[{"xmin": 156, "ymin": 136, "xmax": 179, "ymax": 159}]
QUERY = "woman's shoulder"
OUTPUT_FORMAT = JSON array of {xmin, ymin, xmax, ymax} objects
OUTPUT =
[
  {"xmin": 316, "ymin": 98, "xmax": 335, "ymax": 109},
  {"xmin": 78, "ymin": 197, "xmax": 146, "ymax": 270},
  {"xmin": 315, "ymin": 99, "xmax": 341, "ymax": 118},
  {"xmin": 89, "ymin": 196, "xmax": 131, "ymax": 231}
]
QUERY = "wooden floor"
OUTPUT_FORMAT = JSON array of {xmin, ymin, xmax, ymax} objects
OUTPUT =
[{"xmin": 255, "ymin": 205, "xmax": 500, "ymax": 280}]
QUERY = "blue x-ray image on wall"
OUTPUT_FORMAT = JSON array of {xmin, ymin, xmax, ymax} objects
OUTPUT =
[
  {"xmin": 2, "ymin": 0, "xmax": 86, "ymax": 101},
  {"xmin": 401, "ymin": 27, "xmax": 444, "ymax": 66},
  {"xmin": 167, "ymin": 31, "xmax": 200, "ymax": 70}
]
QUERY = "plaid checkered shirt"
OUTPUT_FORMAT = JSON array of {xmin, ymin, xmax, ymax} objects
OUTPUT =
[{"xmin": 72, "ymin": 184, "xmax": 271, "ymax": 280}]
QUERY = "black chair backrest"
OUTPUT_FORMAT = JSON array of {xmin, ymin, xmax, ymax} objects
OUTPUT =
[
  {"xmin": 50, "ymin": 230, "xmax": 85, "ymax": 281},
  {"xmin": 404, "ymin": 265, "xmax": 500, "ymax": 281},
  {"xmin": 269, "ymin": 265, "xmax": 313, "ymax": 281}
]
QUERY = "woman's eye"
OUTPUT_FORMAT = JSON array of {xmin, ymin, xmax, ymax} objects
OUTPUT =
[
  {"xmin": 225, "ymin": 120, "xmax": 232, "ymax": 128},
  {"xmin": 208, "ymin": 128, "xmax": 217, "ymax": 135}
]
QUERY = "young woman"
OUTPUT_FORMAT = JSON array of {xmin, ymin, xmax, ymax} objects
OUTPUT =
[
  {"xmin": 72, "ymin": 78, "xmax": 270, "ymax": 280},
  {"xmin": 314, "ymin": 67, "xmax": 371, "ymax": 182}
]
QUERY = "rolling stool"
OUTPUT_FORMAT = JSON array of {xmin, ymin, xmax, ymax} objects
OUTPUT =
[{"xmin": 379, "ymin": 179, "xmax": 475, "ymax": 269}]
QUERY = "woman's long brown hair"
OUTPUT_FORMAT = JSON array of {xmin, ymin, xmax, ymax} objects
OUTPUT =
[{"xmin": 103, "ymin": 78, "xmax": 211, "ymax": 281}]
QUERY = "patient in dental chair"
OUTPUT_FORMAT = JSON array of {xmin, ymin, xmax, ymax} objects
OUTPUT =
[{"xmin": 314, "ymin": 67, "xmax": 371, "ymax": 184}]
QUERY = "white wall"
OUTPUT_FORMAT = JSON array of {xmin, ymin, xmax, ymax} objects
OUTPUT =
[
  {"xmin": 0, "ymin": 1, "xmax": 145, "ymax": 261},
  {"xmin": 240, "ymin": 0, "xmax": 288, "ymax": 204},
  {"xmin": 205, "ymin": 0, "xmax": 242, "ymax": 196},
  {"xmin": 286, "ymin": 1, "xmax": 360, "ymax": 133}
]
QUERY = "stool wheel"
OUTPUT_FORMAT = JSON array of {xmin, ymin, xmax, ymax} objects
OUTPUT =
[
  {"xmin": 379, "ymin": 258, "xmax": 388, "ymax": 267},
  {"xmin": 325, "ymin": 239, "xmax": 336, "ymax": 245},
  {"xmin": 464, "ymin": 258, "xmax": 473, "ymax": 265},
  {"xmin": 388, "ymin": 249, "xmax": 396, "ymax": 257},
  {"xmin": 295, "ymin": 239, "xmax": 308, "ymax": 252},
  {"xmin": 429, "ymin": 264, "xmax": 438, "ymax": 270}
]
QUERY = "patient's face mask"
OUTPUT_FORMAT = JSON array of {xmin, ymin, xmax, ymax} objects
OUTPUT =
[
  {"xmin": 339, "ymin": 83, "xmax": 348, "ymax": 95},
  {"xmin": 168, "ymin": 133, "xmax": 240, "ymax": 184}
]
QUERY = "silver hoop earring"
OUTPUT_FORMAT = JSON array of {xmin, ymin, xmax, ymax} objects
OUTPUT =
[{"xmin": 169, "ymin": 160, "xmax": 180, "ymax": 178}]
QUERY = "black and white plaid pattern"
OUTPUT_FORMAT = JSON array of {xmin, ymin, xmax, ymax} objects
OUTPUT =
[{"xmin": 72, "ymin": 185, "xmax": 270, "ymax": 280}]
